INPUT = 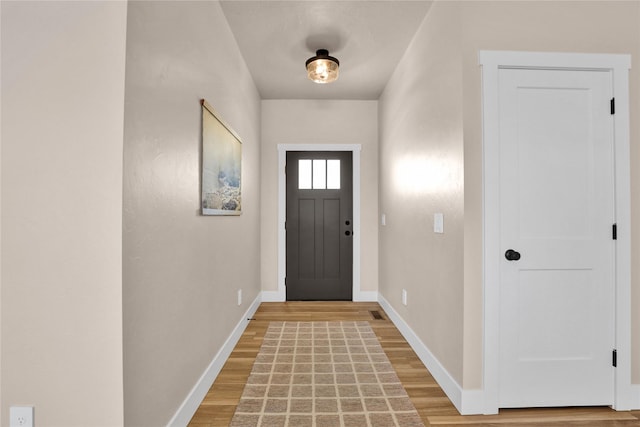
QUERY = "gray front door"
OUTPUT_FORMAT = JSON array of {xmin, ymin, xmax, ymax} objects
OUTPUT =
[{"xmin": 286, "ymin": 151, "xmax": 353, "ymax": 300}]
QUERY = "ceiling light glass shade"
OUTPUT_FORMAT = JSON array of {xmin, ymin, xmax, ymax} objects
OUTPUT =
[{"xmin": 306, "ymin": 49, "xmax": 339, "ymax": 84}]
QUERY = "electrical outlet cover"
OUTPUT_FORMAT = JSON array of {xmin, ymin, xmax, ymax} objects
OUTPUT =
[
  {"xmin": 10, "ymin": 406, "xmax": 34, "ymax": 427},
  {"xmin": 434, "ymin": 213, "xmax": 444, "ymax": 233}
]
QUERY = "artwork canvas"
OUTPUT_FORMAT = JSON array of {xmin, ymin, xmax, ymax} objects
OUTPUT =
[{"xmin": 201, "ymin": 99, "xmax": 242, "ymax": 215}]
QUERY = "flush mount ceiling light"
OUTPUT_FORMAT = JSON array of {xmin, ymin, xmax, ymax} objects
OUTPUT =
[{"xmin": 306, "ymin": 49, "xmax": 339, "ymax": 84}]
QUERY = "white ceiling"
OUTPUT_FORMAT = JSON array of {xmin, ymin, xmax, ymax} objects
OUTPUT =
[{"xmin": 219, "ymin": 1, "xmax": 433, "ymax": 100}]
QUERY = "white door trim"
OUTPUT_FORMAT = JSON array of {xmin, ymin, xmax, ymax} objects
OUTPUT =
[
  {"xmin": 479, "ymin": 51, "xmax": 632, "ymax": 414},
  {"xmin": 269, "ymin": 144, "xmax": 363, "ymax": 302}
]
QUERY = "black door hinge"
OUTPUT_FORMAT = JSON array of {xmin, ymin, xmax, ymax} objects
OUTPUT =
[
  {"xmin": 611, "ymin": 98, "xmax": 615, "ymax": 115},
  {"xmin": 613, "ymin": 223, "xmax": 617, "ymax": 240},
  {"xmin": 612, "ymin": 349, "xmax": 617, "ymax": 367}
]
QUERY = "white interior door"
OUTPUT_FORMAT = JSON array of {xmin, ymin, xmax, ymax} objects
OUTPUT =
[{"xmin": 498, "ymin": 68, "xmax": 615, "ymax": 407}]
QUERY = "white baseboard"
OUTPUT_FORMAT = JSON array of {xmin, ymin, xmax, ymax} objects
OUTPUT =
[
  {"xmin": 460, "ymin": 389, "xmax": 486, "ymax": 415},
  {"xmin": 262, "ymin": 290, "xmax": 378, "ymax": 302},
  {"xmin": 354, "ymin": 290, "xmax": 378, "ymax": 302},
  {"xmin": 167, "ymin": 293, "xmax": 262, "ymax": 427},
  {"xmin": 261, "ymin": 290, "xmax": 285, "ymax": 302},
  {"xmin": 377, "ymin": 294, "xmax": 483, "ymax": 415}
]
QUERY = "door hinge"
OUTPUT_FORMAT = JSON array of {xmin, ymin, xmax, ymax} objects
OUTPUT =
[
  {"xmin": 612, "ymin": 349, "xmax": 617, "ymax": 367},
  {"xmin": 284, "ymin": 277, "xmax": 287, "ymax": 286},
  {"xmin": 612, "ymin": 223, "xmax": 617, "ymax": 240},
  {"xmin": 611, "ymin": 98, "xmax": 615, "ymax": 115}
]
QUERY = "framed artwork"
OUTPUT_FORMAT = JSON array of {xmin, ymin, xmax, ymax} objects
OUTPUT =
[{"xmin": 201, "ymin": 99, "xmax": 242, "ymax": 215}]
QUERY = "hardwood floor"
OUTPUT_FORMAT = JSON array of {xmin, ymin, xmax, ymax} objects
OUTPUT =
[{"xmin": 188, "ymin": 302, "xmax": 640, "ymax": 426}]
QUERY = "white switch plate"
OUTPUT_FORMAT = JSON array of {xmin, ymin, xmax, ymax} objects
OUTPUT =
[
  {"xmin": 434, "ymin": 213, "xmax": 444, "ymax": 233},
  {"xmin": 10, "ymin": 406, "xmax": 34, "ymax": 427},
  {"xmin": 381, "ymin": 214, "xmax": 386, "ymax": 226},
  {"xmin": 402, "ymin": 289, "xmax": 408, "ymax": 306},
  {"xmin": 237, "ymin": 289, "xmax": 242, "ymax": 306}
]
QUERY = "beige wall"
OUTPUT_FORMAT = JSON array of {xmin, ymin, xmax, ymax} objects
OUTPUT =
[
  {"xmin": 261, "ymin": 100, "xmax": 379, "ymax": 295},
  {"xmin": 380, "ymin": 0, "xmax": 640, "ymax": 390},
  {"xmin": 379, "ymin": 1, "xmax": 466, "ymax": 384},
  {"xmin": 122, "ymin": 2, "xmax": 261, "ymax": 426},
  {"xmin": 1, "ymin": 1, "xmax": 127, "ymax": 425}
]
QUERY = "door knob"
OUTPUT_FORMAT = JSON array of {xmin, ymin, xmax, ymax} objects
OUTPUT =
[{"xmin": 505, "ymin": 249, "xmax": 521, "ymax": 261}]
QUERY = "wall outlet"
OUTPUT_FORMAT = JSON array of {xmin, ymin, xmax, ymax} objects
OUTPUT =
[
  {"xmin": 402, "ymin": 289, "xmax": 408, "ymax": 306},
  {"xmin": 10, "ymin": 406, "xmax": 34, "ymax": 427},
  {"xmin": 237, "ymin": 289, "xmax": 242, "ymax": 306}
]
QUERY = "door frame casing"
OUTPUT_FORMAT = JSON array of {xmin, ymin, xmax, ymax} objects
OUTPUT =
[
  {"xmin": 479, "ymin": 51, "xmax": 633, "ymax": 414},
  {"xmin": 269, "ymin": 144, "xmax": 368, "ymax": 302}
]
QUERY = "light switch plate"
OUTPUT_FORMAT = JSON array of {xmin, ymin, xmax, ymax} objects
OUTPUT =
[
  {"xmin": 434, "ymin": 213, "xmax": 444, "ymax": 233},
  {"xmin": 381, "ymin": 214, "xmax": 386, "ymax": 226}
]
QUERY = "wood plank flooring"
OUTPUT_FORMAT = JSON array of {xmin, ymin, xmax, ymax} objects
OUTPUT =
[{"xmin": 188, "ymin": 302, "xmax": 640, "ymax": 426}]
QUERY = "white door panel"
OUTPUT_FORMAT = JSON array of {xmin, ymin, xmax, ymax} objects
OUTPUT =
[{"xmin": 498, "ymin": 68, "xmax": 615, "ymax": 407}]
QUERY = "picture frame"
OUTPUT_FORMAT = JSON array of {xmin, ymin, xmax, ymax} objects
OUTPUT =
[{"xmin": 201, "ymin": 99, "xmax": 242, "ymax": 215}]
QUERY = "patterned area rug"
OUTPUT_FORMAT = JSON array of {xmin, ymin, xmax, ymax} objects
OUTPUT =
[{"xmin": 230, "ymin": 321, "xmax": 425, "ymax": 427}]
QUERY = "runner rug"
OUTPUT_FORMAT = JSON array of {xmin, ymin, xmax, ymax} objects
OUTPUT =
[{"xmin": 230, "ymin": 321, "xmax": 425, "ymax": 427}]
